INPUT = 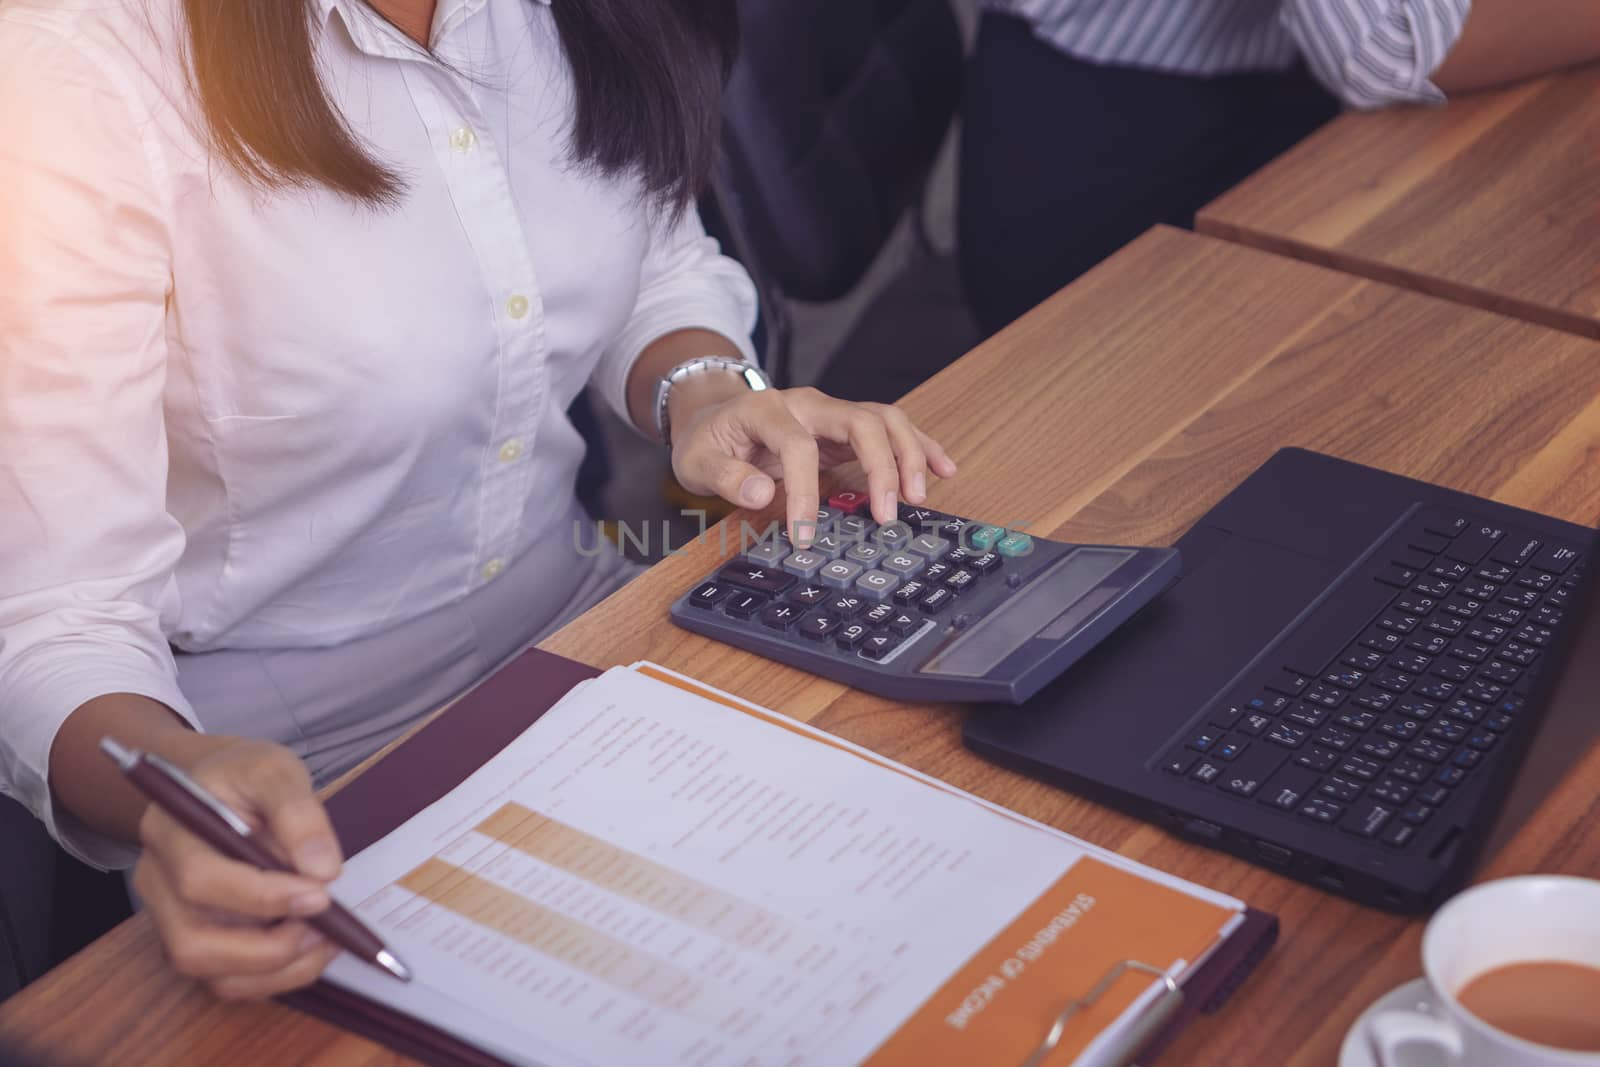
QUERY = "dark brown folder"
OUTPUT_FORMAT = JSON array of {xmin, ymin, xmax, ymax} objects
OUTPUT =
[{"xmin": 281, "ymin": 648, "xmax": 1277, "ymax": 1067}]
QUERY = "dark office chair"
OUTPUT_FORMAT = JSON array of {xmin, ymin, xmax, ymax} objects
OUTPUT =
[
  {"xmin": 0, "ymin": 797, "xmax": 131, "ymax": 1003},
  {"xmin": 706, "ymin": 0, "xmax": 976, "ymax": 399}
]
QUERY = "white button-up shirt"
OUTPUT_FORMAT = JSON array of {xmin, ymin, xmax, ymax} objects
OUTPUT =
[{"xmin": 0, "ymin": 0, "xmax": 756, "ymax": 843}]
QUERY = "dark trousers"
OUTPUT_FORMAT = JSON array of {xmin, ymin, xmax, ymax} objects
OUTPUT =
[{"xmin": 958, "ymin": 14, "xmax": 1340, "ymax": 336}]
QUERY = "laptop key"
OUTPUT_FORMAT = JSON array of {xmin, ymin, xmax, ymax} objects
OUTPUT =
[
  {"xmin": 1338, "ymin": 756, "xmax": 1383, "ymax": 781},
  {"xmin": 1266, "ymin": 722, "xmax": 1309, "ymax": 749},
  {"xmin": 1238, "ymin": 712, "xmax": 1273, "ymax": 736},
  {"xmin": 1418, "ymin": 784, "xmax": 1451, "ymax": 806},
  {"xmin": 1258, "ymin": 765, "xmax": 1319, "ymax": 812},
  {"xmin": 1423, "ymin": 514, "xmax": 1470, "ymax": 538},
  {"xmin": 1359, "ymin": 737, "xmax": 1403, "ymax": 761},
  {"xmin": 1530, "ymin": 543, "xmax": 1580, "ymax": 574},
  {"xmin": 1214, "ymin": 736, "xmax": 1251, "ymax": 761},
  {"xmin": 1428, "ymin": 720, "xmax": 1468, "ymax": 744},
  {"xmin": 1295, "ymin": 746, "xmax": 1339, "ymax": 772},
  {"xmin": 1162, "ymin": 751, "xmax": 1198, "ymax": 775},
  {"xmin": 1267, "ymin": 670, "xmax": 1313, "ymax": 696},
  {"xmin": 1376, "ymin": 564, "xmax": 1418, "ymax": 588},
  {"xmin": 1339, "ymin": 800, "xmax": 1395, "ymax": 838},
  {"xmin": 1381, "ymin": 822, "xmax": 1418, "ymax": 849},
  {"xmin": 1444, "ymin": 524, "xmax": 1503, "ymax": 565},
  {"xmin": 1390, "ymin": 758, "xmax": 1430, "ymax": 784},
  {"xmin": 1314, "ymin": 726, "xmax": 1358, "ymax": 751},
  {"xmin": 1408, "ymin": 738, "xmax": 1451, "ymax": 763},
  {"xmin": 1400, "ymin": 802, "xmax": 1434, "ymax": 825},
  {"xmin": 1298, "ymin": 798, "xmax": 1344, "ymax": 824},
  {"xmin": 1333, "ymin": 710, "xmax": 1379, "ymax": 731},
  {"xmin": 1361, "ymin": 629, "xmax": 1403, "ymax": 653},
  {"xmin": 1425, "ymin": 615, "xmax": 1466, "ymax": 637},
  {"xmin": 1319, "ymin": 776, "xmax": 1363, "ymax": 803},
  {"xmin": 1190, "ymin": 760, "xmax": 1224, "ymax": 784},
  {"xmin": 1370, "ymin": 779, "xmax": 1414, "ymax": 806},
  {"xmin": 1354, "ymin": 689, "xmax": 1395, "ymax": 713}
]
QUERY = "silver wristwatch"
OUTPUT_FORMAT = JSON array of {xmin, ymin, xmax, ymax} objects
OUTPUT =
[{"xmin": 653, "ymin": 356, "xmax": 772, "ymax": 444}]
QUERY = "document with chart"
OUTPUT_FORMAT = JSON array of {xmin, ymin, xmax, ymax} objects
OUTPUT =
[{"xmin": 323, "ymin": 664, "xmax": 1255, "ymax": 1066}]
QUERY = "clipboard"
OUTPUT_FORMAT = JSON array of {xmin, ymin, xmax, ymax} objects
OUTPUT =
[{"xmin": 281, "ymin": 647, "xmax": 1277, "ymax": 1067}]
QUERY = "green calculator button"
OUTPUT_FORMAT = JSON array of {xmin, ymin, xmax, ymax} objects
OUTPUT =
[
  {"xmin": 996, "ymin": 532, "xmax": 1034, "ymax": 557},
  {"xmin": 969, "ymin": 525, "xmax": 1007, "ymax": 551}
]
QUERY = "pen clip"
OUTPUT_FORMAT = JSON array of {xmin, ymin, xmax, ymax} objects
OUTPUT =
[
  {"xmin": 1018, "ymin": 958, "xmax": 1182, "ymax": 1067},
  {"xmin": 144, "ymin": 752, "xmax": 257, "ymax": 838}
]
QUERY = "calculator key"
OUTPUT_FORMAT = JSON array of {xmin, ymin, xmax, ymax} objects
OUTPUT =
[
  {"xmin": 968, "ymin": 525, "xmax": 1007, "ymax": 551},
  {"xmin": 724, "ymin": 591, "xmax": 767, "ymax": 619},
  {"xmin": 782, "ymin": 551, "xmax": 827, "ymax": 578},
  {"xmin": 718, "ymin": 563, "xmax": 796, "ymax": 596},
  {"xmin": 788, "ymin": 583, "xmax": 829, "ymax": 607},
  {"xmin": 906, "ymin": 532, "xmax": 952, "ymax": 560},
  {"xmin": 828, "ymin": 490, "xmax": 869, "ymax": 515},
  {"xmin": 813, "ymin": 506, "xmax": 844, "ymax": 529},
  {"xmin": 922, "ymin": 562, "xmax": 952, "ymax": 584},
  {"xmin": 944, "ymin": 569, "xmax": 978, "ymax": 594},
  {"xmin": 996, "ymin": 532, "xmax": 1035, "ymax": 557},
  {"xmin": 898, "ymin": 505, "xmax": 943, "ymax": 527},
  {"xmin": 920, "ymin": 587, "xmax": 954, "ymax": 614},
  {"xmin": 938, "ymin": 517, "xmax": 971, "ymax": 540},
  {"xmin": 759, "ymin": 603, "xmax": 804, "ymax": 631},
  {"xmin": 968, "ymin": 552, "xmax": 1002, "ymax": 575},
  {"xmin": 744, "ymin": 540, "xmax": 791, "ymax": 567},
  {"xmin": 811, "ymin": 532, "xmax": 848, "ymax": 559},
  {"xmin": 944, "ymin": 548, "xmax": 975, "ymax": 569},
  {"xmin": 836, "ymin": 515, "xmax": 871, "ymax": 540},
  {"xmin": 893, "ymin": 580, "xmax": 928, "ymax": 605},
  {"xmin": 873, "ymin": 522, "xmax": 914, "ymax": 550},
  {"xmin": 855, "ymin": 603, "xmax": 892, "ymax": 627},
  {"xmin": 860, "ymin": 631, "xmax": 900, "ymax": 660},
  {"xmin": 826, "ymin": 595, "xmax": 865, "ymax": 618},
  {"xmin": 845, "ymin": 543, "xmax": 887, "ymax": 567},
  {"xmin": 798, "ymin": 614, "xmax": 840, "ymax": 641},
  {"xmin": 887, "ymin": 611, "xmax": 921, "ymax": 636},
  {"xmin": 835, "ymin": 622, "xmax": 869, "ymax": 650},
  {"xmin": 855, "ymin": 569, "xmax": 900, "ymax": 600},
  {"xmin": 818, "ymin": 560, "xmax": 863, "ymax": 589},
  {"xmin": 687, "ymin": 581, "xmax": 733, "ymax": 610},
  {"xmin": 883, "ymin": 553, "xmax": 925, "ymax": 577}
]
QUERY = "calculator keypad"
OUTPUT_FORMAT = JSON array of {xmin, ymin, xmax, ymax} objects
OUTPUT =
[{"xmin": 679, "ymin": 498, "xmax": 1050, "ymax": 671}]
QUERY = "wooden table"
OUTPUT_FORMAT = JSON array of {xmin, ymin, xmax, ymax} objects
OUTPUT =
[
  {"xmin": 5, "ymin": 227, "xmax": 1600, "ymax": 1067},
  {"xmin": 1198, "ymin": 65, "xmax": 1600, "ymax": 339}
]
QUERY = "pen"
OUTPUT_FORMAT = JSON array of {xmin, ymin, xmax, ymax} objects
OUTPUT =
[{"xmin": 99, "ymin": 736, "xmax": 413, "ymax": 984}]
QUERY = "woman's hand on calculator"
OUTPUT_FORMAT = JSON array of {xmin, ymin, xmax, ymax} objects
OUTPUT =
[{"xmin": 669, "ymin": 386, "xmax": 958, "ymax": 545}]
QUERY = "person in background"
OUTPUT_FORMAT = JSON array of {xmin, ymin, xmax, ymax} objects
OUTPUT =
[
  {"xmin": 0, "ymin": 0, "xmax": 956, "ymax": 1002},
  {"xmin": 959, "ymin": 0, "xmax": 1600, "ymax": 335}
]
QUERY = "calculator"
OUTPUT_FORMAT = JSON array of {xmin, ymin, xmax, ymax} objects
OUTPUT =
[{"xmin": 669, "ymin": 492, "xmax": 1182, "ymax": 703}]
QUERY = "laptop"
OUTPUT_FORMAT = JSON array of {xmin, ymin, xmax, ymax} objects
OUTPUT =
[{"xmin": 963, "ymin": 448, "xmax": 1597, "ymax": 912}]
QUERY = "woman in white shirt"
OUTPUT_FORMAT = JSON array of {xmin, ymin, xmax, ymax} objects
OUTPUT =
[{"xmin": 0, "ymin": 0, "xmax": 956, "ymax": 999}]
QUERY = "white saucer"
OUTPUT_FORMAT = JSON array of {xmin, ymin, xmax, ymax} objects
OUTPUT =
[{"xmin": 1339, "ymin": 977, "xmax": 1445, "ymax": 1067}]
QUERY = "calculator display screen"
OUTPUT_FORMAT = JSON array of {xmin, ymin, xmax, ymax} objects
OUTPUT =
[{"xmin": 918, "ymin": 548, "xmax": 1134, "ymax": 678}]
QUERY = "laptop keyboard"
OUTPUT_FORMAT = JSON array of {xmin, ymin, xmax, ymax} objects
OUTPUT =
[{"xmin": 1157, "ymin": 507, "xmax": 1584, "ymax": 850}]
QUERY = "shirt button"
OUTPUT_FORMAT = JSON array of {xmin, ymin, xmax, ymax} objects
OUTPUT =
[
  {"xmin": 481, "ymin": 559, "xmax": 505, "ymax": 581},
  {"xmin": 505, "ymin": 294, "xmax": 530, "ymax": 320},
  {"xmin": 498, "ymin": 439, "xmax": 523, "ymax": 463},
  {"xmin": 449, "ymin": 126, "xmax": 477, "ymax": 153}
]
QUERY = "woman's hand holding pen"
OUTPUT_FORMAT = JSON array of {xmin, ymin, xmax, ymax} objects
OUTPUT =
[{"xmin": 134, "ymin": 738, "xmax": 344, "ymax": 1000}]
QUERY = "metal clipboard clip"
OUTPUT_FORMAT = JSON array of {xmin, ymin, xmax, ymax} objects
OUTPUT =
[{"xmin": 1019, "ymin": 958, "xmax": 1184, "ymax": 1067}]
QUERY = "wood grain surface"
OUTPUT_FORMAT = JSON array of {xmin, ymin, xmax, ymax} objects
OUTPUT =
[
  {"xmin": 4, "ymin": 227, "xmax": 1598, "ymax": 1067},
  {"xmin": 1198, "ymin": 66, "xmax": 1600, "ymax": 339}
]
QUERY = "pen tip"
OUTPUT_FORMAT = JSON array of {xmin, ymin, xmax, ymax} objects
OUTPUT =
[{"xmin": 377, "ymin": 949, "xmax": 413, "ymax": 983}]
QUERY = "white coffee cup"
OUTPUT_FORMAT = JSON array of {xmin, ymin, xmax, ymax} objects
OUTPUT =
[{"xmin": 1371, "ymin": 875, "xmax": 1600, "ymax": 1067}]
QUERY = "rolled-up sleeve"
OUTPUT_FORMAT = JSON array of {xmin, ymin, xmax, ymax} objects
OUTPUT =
[
  {"xmin": 590, "ymin": 205, "xmax": 760, "ymax": 432},
  {"xmin": 1282, "ymin": 0, "xmax": 1472, "ymax": 108},
  {"xmin": 0, "ymin": 23, "xmax": 199, "ymax": 869}
]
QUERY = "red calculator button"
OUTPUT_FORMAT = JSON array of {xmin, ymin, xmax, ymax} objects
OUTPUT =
[{"xmin": 828, "ymin": 491, "xmax": 869, "ymax": 515}]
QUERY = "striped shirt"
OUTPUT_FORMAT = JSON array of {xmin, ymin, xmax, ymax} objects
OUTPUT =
[{"xmin": 995, "ymin": 0, "xmax": 1472, "ymax": 107}]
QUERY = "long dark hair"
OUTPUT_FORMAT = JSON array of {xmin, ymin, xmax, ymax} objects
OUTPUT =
[{"xmin": 181, "ymin": 1, "xmax": 738, "ymax": 212}]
